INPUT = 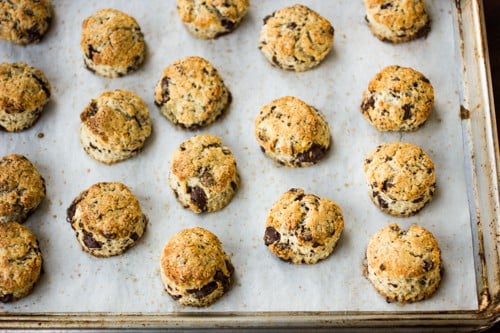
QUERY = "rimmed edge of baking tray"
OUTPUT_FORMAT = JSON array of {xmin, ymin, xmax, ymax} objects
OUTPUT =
[{"xmin": 0, "ymin": 0, "xmax": 498, "ymax": 330}]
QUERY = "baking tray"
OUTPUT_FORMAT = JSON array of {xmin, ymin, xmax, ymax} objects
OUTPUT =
[{"xmin": 0, "ymin": 0, "xmax": 498, "ymax": 331}]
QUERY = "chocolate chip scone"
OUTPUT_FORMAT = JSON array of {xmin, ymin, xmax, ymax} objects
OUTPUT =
[
  {"xmin": 0, "ymin": 0, "xmax": 52, "ymax": 45},
  {"xmin": 0, "ymin": 222, "xmax": 43, "ymax": 303},
  {"xmin": 363, "ymin": 142, "xmax": 436, "ymax": 217},
  {"xmin": 169, "ymin": 134, "xmax": 240, "ymax": 213},
  {"xmin": 160, "ymin": 227, "xmax": 234, "ymax": 307},
  {"xmin": 258, "ymin": 4, "xmax": 334, "ymax": 72},
  {"xmin": 176, "ymin": 0, "xmax": 249, "ymax": 39},
  {"xmin": 154, "ymin": 56, "xmax": 231, "ymax": 130},
  {"xmin": 66, "ymin": 182, "xmax": 147, "ymax": 258},
  {"xmin": 366, "ymin": 223, "xmax": 442, "ymax": 303},
  {"xmin": 360, "ymin": 65, "xmax": 434, "ymax": 131},
  {"xmin": 264, "ymin": 188, "xmax": 344, "ymax": 264},
  {"xmin": 80, "ymin": 8, "xmax": 145, "ymax": 78},
  {"xmin": 0, "ymin": 62, "xmax": 51, "ymax": 132},
  {"xmin": 364, "ymin": 0, "xmax": 430, "ymax": 43},
  {"xmin": 0, "ymin": 154, "xmax": 46, "ymax": 223},
  {"xmin": 80, "ymin": 89, "xmax": 152, "ymax": 164},
  {"xmin": 254, "ymin": 96, "xmax": 331, "ymax": 167}
]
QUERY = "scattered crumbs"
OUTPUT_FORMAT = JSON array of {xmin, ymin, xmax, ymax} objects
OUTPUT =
[
  {"xmin": 37, "ymin": 132, "xmax": 44, "ymax": 139},
  {"xmin": 86, "ymin": 168, "xmax": 91, "ymax": 173},
  {"xmin": 460, "ymin": 105, "xmax": 470, "ymax": 120},
  {"xmin": 344, "ymin": 183, "xmax": 350, "ymax": 188},
  {"xmin": 52, "ymin": 214, "xmax": 57, "ymax": 219},
  {"xmin": 226, "ymin": 49, "xmax": 233, "ymax": 53},
  {"xmin": 59, "ymin": 200, "xmax": 63, "ymax": 206}
]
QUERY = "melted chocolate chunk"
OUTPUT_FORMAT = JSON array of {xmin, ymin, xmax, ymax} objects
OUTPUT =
[
  {"xmin": 361, "ymin": 96, "xmax": 375, "ymax": 111},
  {"xmin": 402, "ymin": 104, "xmax": 413, "ymax": 120},
  {"xmin": 66, "ymin": 198, "xmax": 83, "ymax": 223},
  {"xmin": 264, "ymin": 226, "xmax": 280, "ymax": 245},
  {"xmin": 296, "ymin": 144, "xmax": 327, "ymax": 164},
  {"xmin": 82, "ymin": 230, "xmax": 102, "ymax": 249},
  {"xmin": 190, "ymin": 186, "xmax": 207, "ymax": 212},
  {"xmin": 220, "ymin": 19, "xmax": 235, "ymax": 30},
  {"xmin": 423, "ymin": 259, "xmax": 434, "ymax": 272},
  {"xmin": 0, "ymin": 293, "xmax": 13, "ymax": 303},
  {"xmin": 188, "ymin": 281, "xmax": 218, "ymax": 299}
]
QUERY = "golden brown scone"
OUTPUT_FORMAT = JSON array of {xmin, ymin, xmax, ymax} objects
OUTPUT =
[
  {"xmin": 364, "ymin": 0, "xmax": 430, "ymax": 43},
  {"xmin": 363, "ymin": 142, "xmax": 436, "ymax": 217},
  {"xmin": 0, "ymin": 0, "xmax": 52, "ymax": 44},
  {"xmin": 361, "ymin": 65, "xmax": 434, "ymax": 131},
  {"xmin": 0, "ymin": 62, "xmax": 51, "ymax": 132},
  {"xmin": 258, "ymin": 4, "xmax": 334, "ymax": 72},
  {"xmin": 154, "ymin": 56, "xmax": 231, "ymax": 130},
  {"xmin": 160, "ymin": 227, "xmax": 234, "ymax": 307},
  {"xmin": 0, "ymin": 222, "xmax": 43, "ymax": 303},
  {"xmin": 80, "ymin": 8, "xmax": 145, "ymax": 78},
  {"xmin": 254, "ymin": 96, "xmax": 331, "ymax": 167},
  {"xmin": 66, "ymin": 182, "xmax": 147, "ymax": 258},
  {"xmin": 264, "ymin": 188, "xmax": 344, "ymax": 264},
  {"xmin": 366, "ymin": 223, "xmax": 442, "ymax": 303},
  {"xmin": 176, "ymin": 0, "xmax": 249, "ymax": 39},
  {"xmin": 169, "ymin": 134, "xmax": 240, "ymax": 213},
  {"xmin": 80, "ymin": 89, "xmax": 152, "ymax": 164},
  {"xmin": 0, "ymin": 154, "xmax": 46, "ymax": 223}
]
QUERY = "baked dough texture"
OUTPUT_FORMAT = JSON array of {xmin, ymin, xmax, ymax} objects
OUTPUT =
[
  {"xmin": 363, "ymin": 141, "xmax": 436, "ymax": 217},
  {"xmin": 0, "ymin": 0, "xmax": 52, "ymax": 44},
  {"xmin": 258, "ymin": 4, "xmax": 334, "ymax": 72},
  {"xmin": 0, "ymin": 222, "xmax": 43, "ymax": 303},
  {"xmin": 0, "ymin": 62, "xmax": 51, "ymax": 132},
  {"xmin": 366, "ymin": 223, "xmax": 442, "ymax": 303},
  {"xmin": 176, "ymin": 0, "xmax": 249, "ymax": 39},
  {"xmin": 160, "ymin": 227, "xmax": 234, "ymax": 307},
  {"xmin": 80, "ymin": 89, "xmax": 152, "ymax": 164},
  {"xmin": 364, "ymin": 0, "xmax": 430, "ymax": 43},
  {"xmin": 66, "ymin": 182, "xmax": 147, "ymax": 258},
  {"xmin": 0, "ymin": 154, "xmax": 46, "ymax": 223},
  {"xmin": 154, "ymin": 56, "xmax": 231, "ymax": 130},
  {"xmin": 254, "ymin": 96, "xmax": 331, "ymax": 167},
  {"xmin": 80, "ymin": 8, "xmax": 145, "ymax": 78},
  {"xmin": 264, "ymin": 188, "xmax": 344, "ymax": 264},
  {"xmin": 360, "ymin": 65, "xmax": 434, "ymax": 131}
]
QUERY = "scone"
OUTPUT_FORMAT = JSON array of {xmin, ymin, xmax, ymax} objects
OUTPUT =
[
  {"xmin": 364, "ymin": 0, "xmax": 430, "ymax": 43},
  {"xmin": 0, "ymin": 0, "xmax": 52, "ymax": 44},
  {"xmin": 80, "ymin": 89, "xmax": 152, "ymax": 164},
  {"xmin": 361, "ymin": 65, "xmax": 434, "ymax": 131},
  {"xmin": 363, "ymin": 142, "xmax": 435, "ymax": 217},
  {"xmin": 264, "ymin": 188, "xmax": 344, "ymax": 264},
  {"xmin": 66, "ymin": 182, "xmax": 147, "ymax": 258},
  {"xmin": 0, "ymin": 222, "xmax": 43, "ymax": 303},
  {"xmin": 258, "ymin": 4, "xmax": 334, "ymax": 72},
  {"xmin": 0, "ymin": 154, "xmax": 46, "ymax": 223},
  {"xmin": 80, "ymin": 8, "xmax": 145, "ymax": 78},
  {"xmin": 169, "ymin": 134, "xmax": 240, "ymax": 213},
  {"xmin": 366, "ymin": 223, "xmax": 442, "ymax": 303},
  {"xmin": 160, "ymin": 227, "xmax": 234, "ymax": 307},
  {"xmin": 176, "ymin": 0, "xmax": 249, "ymax": 39},
  {"xmin": 154, "ymin": 56, "xmax": 231, "ymax": 130},
  {"xmin": 254, "ymin": 96, "xmax": 331, "ymax": 167},
  {"xmin": 0, "ymin": 62, "xmax": 51, "ymax": 132}
]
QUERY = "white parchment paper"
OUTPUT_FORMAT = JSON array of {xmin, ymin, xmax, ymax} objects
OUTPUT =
[{"xmin": 0, "ymin": 0, "xmax": 477, "ymax": 313}]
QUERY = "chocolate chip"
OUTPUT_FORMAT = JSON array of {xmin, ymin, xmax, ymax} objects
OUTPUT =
[
  {"xmin": 87, "ymin": 44, "xmax": 99, "ymax": 60},
  {"xmin": 412, "ymin": 197, "xmax": 424, "ymax": 203},
  {"xmin": 66, "ymin": 198, "xmax": 83, "ymax": 223},
  {"xmin": 263, "ymin": 13, "xmax": 274, "ymax": 24},
  {"xmin": 379, "ymin": 264, "xmax": 386, "ymax": 271},
  {"xmin": 264, "ymin": 226, "xmax": 280, "ymax": 245},
  {"xmin": 402, "ymin": 104, "xmax": 413, "ymax": 120},
  {"xmin": 130, "ymin": 232, "xmax": 139, "ymax": 241},
  {"xmin": 190, "ymin": 186, "xmax": 207, "ymax": 212},
  {"xmin": 220, "ymin": 19, "xmax": 235, "ymax": 30},
  {"xmin": 26, "ymin": 26, "xmax": 41, "ymax": 43},
  {"xmin": 423, "ymin": 259, "xmax": 434, "ymax": 271},
  {"xmin": 188, "ymin": 281, "xmax": 218, "ymax": 299},
  {"xmin": 82, "ymin": 230, "xmax": 102, "ymax": 249},
  {"xmin": 214, "ymin": 270, "xmax": 231, "ymax": 292},
  {"xmin": 230, "ymin": 181, "xmax": 237, "ymax": 191},
  {"xmin": 296, "ymin": 143, "xmax": 327, "ymax": 164},
  {"xmin": 287, "ymin": 22, "xmax": 297, "ymax": 30},
  {"xmin": 381, "ymin": 3, "xmax": 393, "ymax": 9},
  {"xmin": 200, "ymin": 170, "xmax": 215, "ymax": 187},
  {"xmin": 169, "ymin": 293, "xmax": 181, "ymax": 300},
  {"xmin": 376, "ymin": 194, "xmax": 389, "ymax": 209},
  {"xmin": 0, "ymin": 293, "xmax": 13, "ymax": 303},
  {"xmin": 361, "ymin": 96, "xmax": 375, "ymax": 112}
]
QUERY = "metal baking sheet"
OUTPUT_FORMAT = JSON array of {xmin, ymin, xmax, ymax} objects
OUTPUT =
[{"xmin": 0, "ymin": 0, "xmax": 498, "ymax": 330}]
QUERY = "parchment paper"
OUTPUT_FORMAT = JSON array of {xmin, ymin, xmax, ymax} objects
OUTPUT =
[{"xmin": 0, "ymin": 0, "xmax": 477, "ymax": 313}]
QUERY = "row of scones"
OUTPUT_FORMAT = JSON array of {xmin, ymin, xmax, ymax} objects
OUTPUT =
[{"xmin": 0, "ymin": 0, "xmax": 442, "ymax": 308}]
